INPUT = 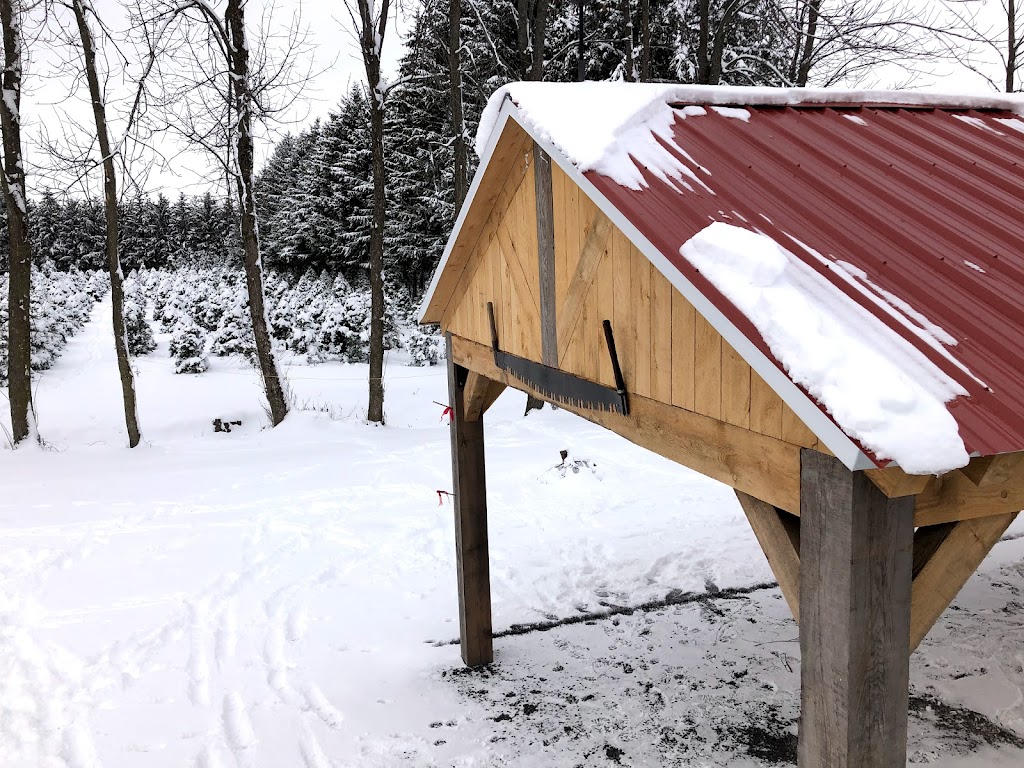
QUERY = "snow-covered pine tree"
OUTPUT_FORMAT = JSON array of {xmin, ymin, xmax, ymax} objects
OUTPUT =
[
  {"xmin": 170, "ymin": 318, "xmax": 210, "ymax": 374},
  {"xmin": 209, "ymin": 286, "xmax": 255, "ymax": 359},
  {"xmin": 332, "ymin": 86, "xmax": 375, "ymax": 282},
  {"xmin": 123, "ymin": 280, "xmax": 157, "ymax": 355}
]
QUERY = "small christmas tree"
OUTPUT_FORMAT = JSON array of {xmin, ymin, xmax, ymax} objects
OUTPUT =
[
  {"xmin": 407, "ymin": 329, "xmax": 442, "ymax": 366},
  {"xmin": 209, "ymin": 291, "xmax": 255, "ymax": 359},
  {"xmin": 170, "ymin": 320, "xmax": 209, "ymax": 374},
  {"xmin": 124, "ymin": 281, "xmax": 157, "ymax": 355}
]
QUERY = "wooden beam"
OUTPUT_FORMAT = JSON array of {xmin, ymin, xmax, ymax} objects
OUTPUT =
[
  {"xmin": 909, "ymin": 511, "xmax": 1017, "ymax": 652},
  {"xmin": 497, "ymin": 222, "xmax": 541, "ymax": 319},
  {"xmin": 446, "ymin": 336, "xmax": 493, "ymax": 667},
  {"xmin": 556, "ymin": 211, "xmax": 613, "ymax": 363},
  {"xmin": 736, "ymin": 491, "xmax": 801, "ymax": 621},
  {"xmin": 799, "ymin": 449, "xmax": 914, "ymax": 768},
  {"xmin": 451, "ymin": 333, "xmax": 802, "ymax": 513},
  {"xmin": 959, "ymin": 452, "xmax": 1024, "ymax": 487},
  {"xmin": 454, "ymin": 339, "xmax": 1024, "ymax": 529},
  {"xmin": 534, "ymin": 142, "xmax": 557, "ymax": 367},
  {"xmin": 912, "ymin": 522, "xmax": 956, "ymax": 579},
  {"xmin": 913, "ymin": 466, "xmax": 1024, "ymax": 526},
  {"xmin": 462, "ymin": 370, "xmax": 506, "ymax": 422},
  {"xmin": 865, "ymin": 465, "xmax": 932, "ymax": 498}
]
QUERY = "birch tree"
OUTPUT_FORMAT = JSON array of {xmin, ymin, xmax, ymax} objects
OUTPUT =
[{"xmin": 0, "ymin": 0, "xmax": 34, "ymax": 445}]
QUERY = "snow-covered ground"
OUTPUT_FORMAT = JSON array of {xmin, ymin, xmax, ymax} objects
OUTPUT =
[{"xmin": 2, "ymin": 297, "xmax": 1024, "ymax": 767}]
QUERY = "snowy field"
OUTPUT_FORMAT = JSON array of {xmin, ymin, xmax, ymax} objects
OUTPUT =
[{"xmin": 2, "ymin": 298, "xmax": 1024, "ymax": 767}]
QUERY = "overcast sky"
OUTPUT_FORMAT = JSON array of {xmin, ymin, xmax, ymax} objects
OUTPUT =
[{"xmin": 19, "ymin": 0, "xmax": 409, "ymax": 198}]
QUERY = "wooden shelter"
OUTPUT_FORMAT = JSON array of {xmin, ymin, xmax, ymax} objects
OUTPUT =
[{"xmin": 419, "ymin": 85, "xmax": 1024, "ymax": 768}]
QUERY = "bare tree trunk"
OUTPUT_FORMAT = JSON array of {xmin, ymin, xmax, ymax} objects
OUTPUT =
[
  {"xmin": 225, "ymin": 0, "xmax": 288, "ymax": 426},
  {"xmin": 577, "ymin": 0, "xmax": 586, "ymax": 81},
  {"xmin": 795, "ymin": 0, "xmax": 821, "ymax": 87},
  {"xmin": 529, "ymin": 0, "xmax": 549, "ymax": 79},
  {"xmin": 640, "ymin": 0, "xmax": 651, "ymax": 81},
  {"xmin": 696, "ymin": 0, "xmax": 710, "ymax": 83},
  {"xmin": 1008, "ymin": 0, "xmax": 1017, "ymax": 92},
  {"xmin": 620, "ymin": 0, "xmax": 634, "ymax": 81},
  {"xmin": 0, "ymin": 0, "xmax": 32, "ymax": 445},
  {"xmin": 352, "ymin": 0, "xmax": 390, "ymax": 424},
  {"xmin": 517, "ymin": 0, "xmax": 530, "ymax": 79},
  {"xmin": 72, "ymin": 0, "xmax": 142, "ymax": 447},
  {"xmin": 708, "ymin": 0, "xmax": 740, "ymax": 85},
  {"xmin": 449, "ymin": 0, "xmax": 468, "ymax": 209}
]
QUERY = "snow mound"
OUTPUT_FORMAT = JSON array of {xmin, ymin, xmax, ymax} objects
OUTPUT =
[
  {"xmin": 476, "ymin": 82, "xmax": 1024, "ymax": 190},
  {"xmin": 679, "ymin": 222, "xmax": 969, "ymax": 475}
]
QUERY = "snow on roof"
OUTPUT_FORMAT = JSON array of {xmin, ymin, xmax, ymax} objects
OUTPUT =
[
  {"xmin": 476, "ymin": 82, "xmax": 1024, "ymax": 190},
  {"xmin": 680, "ymin": 223, "xmax": 969, "ymax": 474}
]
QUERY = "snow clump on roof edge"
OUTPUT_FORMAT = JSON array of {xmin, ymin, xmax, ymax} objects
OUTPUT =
[
  {"xmin": 476, "ymin": 82, "xmax": 1024, "ymax": 188},
  {"xmin": 680, "ymin": 222, "xmax": 970, "ymax": 475}
]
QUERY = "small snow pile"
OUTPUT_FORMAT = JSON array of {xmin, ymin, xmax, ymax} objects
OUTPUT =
[
  {"xmin": 541, "ymin": 449, "xmax": 600, "ymax": 483},
  {"xmin": 679, "ymin": 222, "xmax": 969, "ymax": 474}
]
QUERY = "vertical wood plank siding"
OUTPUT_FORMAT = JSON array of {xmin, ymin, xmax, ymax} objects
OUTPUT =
[{"xmin": 445, "ymin": 157, "xmax": 821, "ymax": 451}]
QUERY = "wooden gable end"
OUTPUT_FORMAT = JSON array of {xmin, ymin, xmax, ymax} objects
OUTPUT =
[{"xmin": 441, "ymin": 144, "xmax": 827, "ymax": 455}]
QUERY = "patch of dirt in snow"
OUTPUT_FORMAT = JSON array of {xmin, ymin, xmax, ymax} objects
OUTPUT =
[{"xmin": 442, "ymin": 585, "xmax": 1024, "ymax": 767}]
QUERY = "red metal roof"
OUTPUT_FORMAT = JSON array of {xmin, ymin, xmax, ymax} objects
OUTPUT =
[{"xmin": 586, "ymin": 104, "xmax": 1024, "ymax": 459}]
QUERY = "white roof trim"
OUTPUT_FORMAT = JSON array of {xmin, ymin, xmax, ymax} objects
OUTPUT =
[{"xmin": 422, "ymin": 98, "xmax": 876, "ymax": 472}]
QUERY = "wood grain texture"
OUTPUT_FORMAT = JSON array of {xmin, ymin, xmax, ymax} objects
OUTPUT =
[
  {"xmin": 782, "ymin": 404, "xmax": 818, "ymax": 449},
  {"xmin": 736, "ymin": 491, "xmax": 801, "ymax": 621},
  {"xmin": 913, "ymin": 467, "xmax": 1024, "ymax": 526},
  {"xmin": 694, "ymin": 313, "xmax": 722, "ymax": 419},
  {"xmin": 798, "ymin": 449, "xmax": 914, "ymax": 768},
  {"xmin": 446, "ymin": 336, "xmax": 494, "ymax": 667},
  {"xmin": 670, "ymin": 290, "xmax": 695, "ymax": 410},
  {"xmin": 864, "ymin": 466, "xmax": 932, "ymax": 498},
  {"xmin": 462, "ymin": 370, "xmax": 506, "ymax": 422},
  {"xmin": 650, "ymin": 269, "xmax": 673, "ymax": 402},
  {"xmin": 721, "ymin": 343, "xmax": 751, "ymax": 430},
  {"xmin": 631, "ymin": 245, "xmax": 653, "ymax": 398},
  {"xmin": 909, "ymin": 512, "xmax": 1017, "ymax": 652},
  {"xmin": 428, "ymin": 123, "xmax": 532, "ymax": 325},
  {"xmin": 750, "ymin": 369, "xmax": 783, "ymax": 440},
  {"xmin": 534, "ymin": 143, "xmax": 557, "ymax": 367},
  {"xmin": 959, "ymin": 452, "xmax": 1024, "ymax": 486},
  {"xmin": 611, "ymin": 228, "xmax": 634, "ymax": 395},
  {"xmin": 451, "ymin": 333, "xmax": 802, "ymax": 513},
  {"xmin": 556, "ymin": 210, "xmax": 613, "ymax": 364}
]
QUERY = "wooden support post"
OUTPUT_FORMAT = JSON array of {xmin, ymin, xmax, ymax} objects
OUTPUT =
[
  {"xmin": 799, "ymin": 449, "xmax": 915, "ymax": 768},
  {"xmin": 462, "ymin": 370, "xmax": 506, "ymax": 421},
  {"xmin": 736, "ymin": 490, "xmax": 801, "ymax": 621},
  {"xmin": 446, "ymin": 335, "xmax": 493, "ymax": 666},
  {"xmin": 909, "ymin": 511, "xmax": 1017, "ymax": 651}
]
